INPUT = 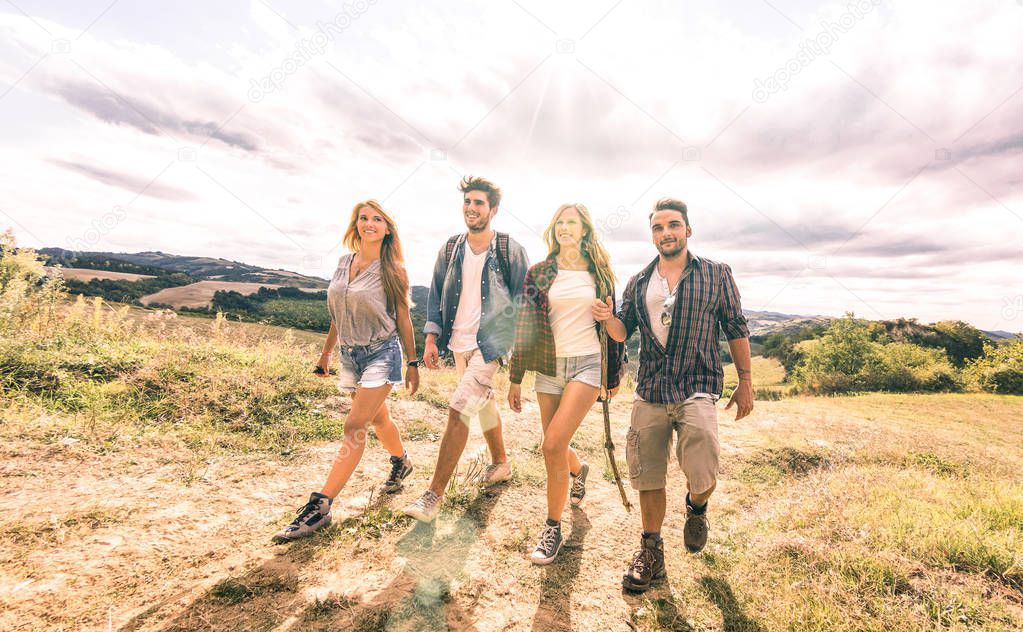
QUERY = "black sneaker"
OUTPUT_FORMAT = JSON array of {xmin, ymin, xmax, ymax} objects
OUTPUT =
[
  {"xmin": 272, "ymin": 492, "xmax": 332, "ymax": 543},
  {"xmin": 622, "ymin": 534, "xmax": 665, "ymax": 592},
  {"xmin": 530, "ymin": 522, "xmax": 563, "ymax": 565},
  {"xmin": 382, "ymin": 452, "xmax": 413, "ymax": 493},
  {"xmin": 569, "ymin": 462, "xmax": 589, "ymax": 506},
  {"xmin": 684, "ymin": 499, "xmax": 709, "ymax": 553}
]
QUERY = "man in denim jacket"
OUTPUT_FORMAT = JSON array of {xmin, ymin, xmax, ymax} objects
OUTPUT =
[{"xmin": 404, "ymin": 176, "xmax": 529, "ymax": 523}]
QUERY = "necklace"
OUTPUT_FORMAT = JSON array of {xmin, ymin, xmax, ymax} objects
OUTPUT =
[
  {"xmin": 556, "ymin": 252, "xmax": 588, "ymax": 271},
  {"xmin": 350, "ymin": 255, "xmax": 375, "ymax": 282}
]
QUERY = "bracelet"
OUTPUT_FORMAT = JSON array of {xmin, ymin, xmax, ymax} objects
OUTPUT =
[{"xmin": 407, "ymin": 360, "xmax": 422, "ymax": 368}]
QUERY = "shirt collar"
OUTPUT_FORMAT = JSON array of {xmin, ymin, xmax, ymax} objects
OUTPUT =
[{"xmin": 641, "ymin": 250, "xmax": 699, "ymax": 281}]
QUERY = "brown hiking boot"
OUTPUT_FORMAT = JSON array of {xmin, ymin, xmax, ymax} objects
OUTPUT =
[
  {"xmin": 684, "ymin": 505, "xmax": 709, "ymax": 553},
  {"xmin": 621, "ymin": 534, "xmax": 665, "ymax": 592}
]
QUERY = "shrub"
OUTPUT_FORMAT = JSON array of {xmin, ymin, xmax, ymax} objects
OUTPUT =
[
  {"xmin": 792, "ymin": 315, "xmax": 876, "ymax": 393},
  {"xmin": 793, "ymin": 315, "xmax": 963, "ymax": 394},
  {"xmin": 0, "ymin": 230, "xmax": 65, "ymax": 336},
  {"xmin": 964, "ymin": 340, "xmax": 1023, "ymax": 395},
  {"xmin": 860, "ymin": 342, "xmax": 961, "ymax": 392}
]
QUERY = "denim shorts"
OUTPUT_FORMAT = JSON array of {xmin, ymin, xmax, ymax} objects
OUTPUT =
[
  {"xmin": 336, "ymin": 335, "xmax": 403, "ymax": 391},
  {"xmin": 534, "ymin": 352, "xmax": 602, "ymax": 395}
]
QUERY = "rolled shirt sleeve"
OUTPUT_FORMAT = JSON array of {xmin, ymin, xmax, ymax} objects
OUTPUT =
[
  {"xmin": 617, "ymin": 275, "xmax": 640, "ymax": 340},
  {"xmin": 718, "ymin": 263, "xmax": 749, "ymax": 340},
  {"xmin": 424, "ymin": 244, "xmax": 447, "ymax": 337}
]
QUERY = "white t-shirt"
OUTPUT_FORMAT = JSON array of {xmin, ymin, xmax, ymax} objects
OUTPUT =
[
  {"xmin": 447, "ymin": 244, "xmax": 487, "ymax": 352},
  {"xmin": 548, "ymin": 270, "xmax": 601, "ymax": 357},
  {"xmin": 645, "ymin": 264, "xmax": 675, "ymax": 348}
]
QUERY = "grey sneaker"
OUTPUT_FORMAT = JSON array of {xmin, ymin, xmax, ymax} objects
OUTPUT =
[
  {"xmin": 569, "ymin": 462, "xmax": 589, "ymax": 506},
  {"xmin": 403, "ymin": 489, "xmax": 441, "ymax": 523},
  {"xmin": 622, "ymin": 534, "xmax": 666, "ymax": 592},
  {"xmin": 530, "ymin": 522, "xmax": 563, "ymax": 565},
  {"xmin": 684, "ymin": 503, "xmax": 709, "ymax": 553},
  {"xmin": 482, "ymin": 461, "xmax": 511, "ymax": 486},
  {"xmin": 382, "ymin": 453, "xmax": 413, "ymax": 493},
  {"xmin": 272, "ymin": 492, "xmax": 332, "ymax": 543}
]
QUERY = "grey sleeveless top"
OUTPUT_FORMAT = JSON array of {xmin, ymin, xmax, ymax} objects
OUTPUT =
[{"xmin": 326, "ymin": 254, "xmax": 398, "ymax": 347}]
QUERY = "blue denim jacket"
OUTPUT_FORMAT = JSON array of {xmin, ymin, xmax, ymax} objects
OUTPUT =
[{"xmin": 424, "ymin": 232, "xmax": 529, "ymax": 363}]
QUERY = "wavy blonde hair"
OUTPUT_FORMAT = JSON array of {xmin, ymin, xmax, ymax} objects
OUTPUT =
[
  {"xmin": 543, "ymin": 203, "xmax": 616, "ymax": 299},
  {"xmin": 342, "ymin": 200, "xmax": 409, "ymax": 314}
]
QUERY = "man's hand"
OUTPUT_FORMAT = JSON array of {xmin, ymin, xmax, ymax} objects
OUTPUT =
[
  {"xmin": 591, "ymin": 296, "xmax": 613, "ymax": 322},
  {"xmin": 423, "ymin": 337, "xmax": 440, "ymax": 370},
  {"xmin": 725, "ymin": 379, "xmax": 754, "ymax": 420},
  {"xmin": 508, "ymin": 383, "xmax": 522, "ymax": 412},
  {"xmin": 405, "ymin": 366, "xmax": 419, "ymax": 396}
]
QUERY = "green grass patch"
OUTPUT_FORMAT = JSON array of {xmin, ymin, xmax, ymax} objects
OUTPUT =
[{"xmin": 209, "ymin": 573, "xmax": 299, "ymax": 604}]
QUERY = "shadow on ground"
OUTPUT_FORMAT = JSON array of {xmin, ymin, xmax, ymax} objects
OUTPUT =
[
  {"xmin": 530, "ymin": 505, "xmax": 592, "ymax": 631},
  {"xmin": 120, "ymin": 486, "xmax": 507, "ymax": 631}
]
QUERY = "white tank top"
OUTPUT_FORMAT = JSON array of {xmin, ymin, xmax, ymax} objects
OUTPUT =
[{"xmin": 548, "ymin": 270, "xmax": 601, "ymax": 357}]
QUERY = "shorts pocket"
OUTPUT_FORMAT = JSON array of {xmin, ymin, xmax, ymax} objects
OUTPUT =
[{"xmin": 626, "ymin": 428, "xmax": 642, "ymax": 479}]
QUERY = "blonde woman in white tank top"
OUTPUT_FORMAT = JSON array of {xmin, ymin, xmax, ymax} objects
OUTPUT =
[{"xmin": 507, "ymin": 204, "xmax": 627, "ymax": 564}]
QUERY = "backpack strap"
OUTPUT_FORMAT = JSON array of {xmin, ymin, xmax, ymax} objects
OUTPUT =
[
  {"xmin": 444, "ymin": 234, "xmax": 461, "ymax": 268},
  {"xmin": 495, "ymin": 231, "xmax": 512, "ymax": 290}
]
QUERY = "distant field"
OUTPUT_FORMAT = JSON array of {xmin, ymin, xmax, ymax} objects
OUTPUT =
[
  {"xmin": 140, "ymin": 281, "xmax": 319, "ymax": 308},
  {"xmin": 45, "ymin": 266, "xmax": 155, "ymax": 282}
]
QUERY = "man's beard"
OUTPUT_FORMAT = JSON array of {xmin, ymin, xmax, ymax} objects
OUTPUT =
[
  {"xmin": 466, "ymin": 215, "xmax": 490, "ymax": 233},
  {"xmin": 657, "ymin": 238, "xmax": 685, "ymax": 258}
]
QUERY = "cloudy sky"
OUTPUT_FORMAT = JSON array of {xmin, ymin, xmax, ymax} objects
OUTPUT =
[{"xmin": 2, "ymin": 0, "xmax": 1021, "ymax": 331}]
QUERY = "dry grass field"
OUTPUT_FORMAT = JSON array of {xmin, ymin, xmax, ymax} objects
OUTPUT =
[
  {"xmin": 139, "ymin": 281, "xmax": 289, "ymax": 308},
  {"xmin": 1, "ymin": 301, "xmax": 1021, "ymax": 631}
]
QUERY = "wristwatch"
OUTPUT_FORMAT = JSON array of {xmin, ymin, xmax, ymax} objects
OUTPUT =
[{"xmin": 407, "ymin": 359, "xmax": 422, "ymax": 368}]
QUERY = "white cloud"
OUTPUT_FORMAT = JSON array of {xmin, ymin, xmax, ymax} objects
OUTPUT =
[{"xmin": 0, "ymin": 0, "xmax": 1021, "ymax": 332}]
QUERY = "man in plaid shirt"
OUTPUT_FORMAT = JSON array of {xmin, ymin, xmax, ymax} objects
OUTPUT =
[{"xmin": 603, "ymin": 197, "xmax": 754, "ymax": 592}]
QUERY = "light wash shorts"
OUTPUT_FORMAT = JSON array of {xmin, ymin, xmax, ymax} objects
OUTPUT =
[
  {"xmin": 449, "ymin": 348, "xmax": 500, "ymax": 417},
  {"xmin": 336, "ymin": 335, "xmax": 403, "ymax": 392},
  {"xmin": 534, "ymin": 352, "xmax": 602, "ymax": 395}
]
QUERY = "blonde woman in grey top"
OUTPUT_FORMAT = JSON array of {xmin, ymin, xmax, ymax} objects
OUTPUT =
[{"xmin": 273, "ymin": 200, "xmax": 420, "ymax": 542}]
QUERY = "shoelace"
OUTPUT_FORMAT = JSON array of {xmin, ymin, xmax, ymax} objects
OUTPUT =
[
  {"xmin": 386, "ymin": 458, "xmax": 406, "ymax": 483},
  {"xmin": 571, "ymin": 476, "xmax": 585, "ymax": 496},
  {"xmin": 414, "ymin": 491, "xmax": 438, "ymax": 509},
  {"xmin": 289, "ymin": 500, "xmax": 322, "ymax": 527},
  {"xmin": 483, "ymin": 464, "xmax": 499, "ymax": 479},
  {"xmin": 630, "ymin": 548, "xmax": 655, "ymax": 575},
  {"xmin": 536, "ymin": 525, "xmax": 560, "ymax": 553}
]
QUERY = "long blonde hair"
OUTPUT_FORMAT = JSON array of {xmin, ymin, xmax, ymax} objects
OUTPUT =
[
  {"xmin": 543, "ymin": 203, "xmax": 616, "ymax": 299},
  {"xmin": 342, "ymin": 200, "xmax": 409, "ymax": 314}
]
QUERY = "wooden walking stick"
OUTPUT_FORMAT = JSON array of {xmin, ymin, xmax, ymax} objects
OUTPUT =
[{"xmin": 600, "ymin": 324, "xmax": 632, "ymax": 511}]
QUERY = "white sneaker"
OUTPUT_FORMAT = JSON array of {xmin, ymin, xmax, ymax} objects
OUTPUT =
[
  {"xmin": 482, "ymin": 461, "xmax": 511, "ymax": 486},
  {"xmin": 403, "ymin": 490, "xmax": 441, "ymax": 523}
]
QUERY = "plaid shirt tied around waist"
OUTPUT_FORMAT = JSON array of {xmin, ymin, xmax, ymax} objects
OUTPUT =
[
  {"xmin": 509, "ymin": 256, "xmax": 625, "ymax": 390},
  {"xmin": 618, "ymin": 253, "xmax": 749, "ymax": 404}
]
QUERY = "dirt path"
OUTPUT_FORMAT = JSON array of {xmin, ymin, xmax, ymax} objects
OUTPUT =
[{"xmin": 3, "ymin": 393, "xmax": 1021, "ymax": 630}]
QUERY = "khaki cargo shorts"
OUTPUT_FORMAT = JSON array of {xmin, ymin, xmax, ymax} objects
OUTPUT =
[
  {"xmin": 449, "ymin": 349, "xmax": 499, "ymax": 417},
  {"xmin": 626, "ymin": 395, "xmax": 719, "ymax": 494}
]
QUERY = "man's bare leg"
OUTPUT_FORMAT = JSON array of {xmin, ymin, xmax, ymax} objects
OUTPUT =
[
  {"xmin": 427, "ymin": 407, "xmax": 472, "ymax": 496},
  {"xmin": 477, "ymin": 398, "xmax": 507, "ymax": 464}
]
